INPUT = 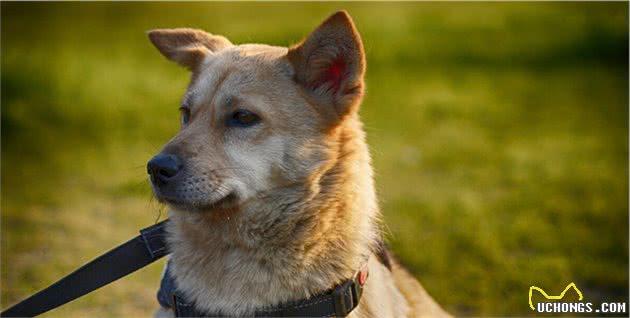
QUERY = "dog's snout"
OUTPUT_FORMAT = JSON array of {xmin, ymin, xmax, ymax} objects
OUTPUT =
[{"xmin": 148, "ymin": 153, "xmax": 182, "ymax": 184}]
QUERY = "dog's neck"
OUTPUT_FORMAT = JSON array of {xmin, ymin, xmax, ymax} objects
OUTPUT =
[{"xmin": 167, "ymin": 116, "xmax": 379, "ymax": 316}]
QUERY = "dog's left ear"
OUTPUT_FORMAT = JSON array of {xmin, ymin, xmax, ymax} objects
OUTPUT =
[
  {"xmin": 288, "ymin": 11, "xmax": 366, "ymax": 122},
  {"xmin": 147, "ymin": 28, "xmax": 232, "ymax": 70}
]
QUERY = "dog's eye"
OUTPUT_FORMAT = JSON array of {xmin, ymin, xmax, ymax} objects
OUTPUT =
[
  {"xmin": 180, "ymin": 108, "xmax": 191, "ymax": 126},
  {"xmin": 227, "ymin": 109, "xmax": 261, "ymax": 127}
]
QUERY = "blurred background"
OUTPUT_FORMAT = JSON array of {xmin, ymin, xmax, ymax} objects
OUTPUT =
[{"xmin": 1, "ymin": 2, "xmax": 628, "ymax": 317}]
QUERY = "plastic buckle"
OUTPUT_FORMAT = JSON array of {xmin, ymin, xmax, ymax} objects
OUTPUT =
[
  {"xmin": 352, "ymin": 265, "xmax": 368, "ymax": 303},
  {"xmin": 333, "ymin": 279, "xmax": 354, "ymax": 317},
  {"xmin": 350, "ymin": 277, "xmax": 363, "ymax": 305},
  {"xmin": 172, "ymin": 294, "xmax": 181, "ymax": 317}
]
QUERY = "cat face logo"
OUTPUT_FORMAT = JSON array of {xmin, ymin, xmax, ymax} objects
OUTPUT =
[{"xmin": 529, "ymin": 282, "xmax": 584, "ymax": 310}]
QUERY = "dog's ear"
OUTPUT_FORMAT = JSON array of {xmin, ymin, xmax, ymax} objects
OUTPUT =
[
  {"xmin": 288, "ymin": 11, "xmax": 366, "ymax": 122},
  {"xmin": 147, "ymin": 28, "xmax": 232, "ymax": 70}
]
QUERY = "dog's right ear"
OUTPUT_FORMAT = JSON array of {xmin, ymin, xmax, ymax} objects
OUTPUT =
[
  {"xmin": 147, "ymin": 28, "xmax": 232, "ymax": 70},
  {"xmin": 288, "ymin": 11, "xmax": 366, "ymax": 123}
]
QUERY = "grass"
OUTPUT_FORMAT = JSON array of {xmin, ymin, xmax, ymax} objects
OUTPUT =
[{"xmin": 1, "ymin": 2, "xmax": 628, "ymax": 317}]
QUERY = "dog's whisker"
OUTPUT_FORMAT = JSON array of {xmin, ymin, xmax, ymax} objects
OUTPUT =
[{"xmin": 209, "ymin": 166, "xmax": 254, "ymax": 173}]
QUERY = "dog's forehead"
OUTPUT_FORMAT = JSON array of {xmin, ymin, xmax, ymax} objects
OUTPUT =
[{"xmin": 184, "ymin": 44, "xmax": 291, "ymax": 109}]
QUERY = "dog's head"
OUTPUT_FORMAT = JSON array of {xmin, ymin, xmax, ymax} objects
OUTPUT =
[{"xmin": 147, "ymin": 11, "xmax": 365, "ymax": 214}]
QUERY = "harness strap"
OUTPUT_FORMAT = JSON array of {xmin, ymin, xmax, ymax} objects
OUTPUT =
[
  {"xmin": 167, "ymin": 262, "xmax": 369, "ymax": 318},
  {"xmin": 1, "ymin": 220, "xmax": 169, "ymax": 317}
]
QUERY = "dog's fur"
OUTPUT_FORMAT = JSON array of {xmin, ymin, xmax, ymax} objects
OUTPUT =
[{"xmin": 148, "ymin": 11, "xmax": 450, "ymax": 318}]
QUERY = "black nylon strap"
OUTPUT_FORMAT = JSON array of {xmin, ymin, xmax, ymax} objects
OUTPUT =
[
  {"xmin": 1, "ymin": 220, "xmax": 169, "ymax": 317},
  {"xmin": 171, "ymin": 271, "xmax": 365, "ymax": 317}
]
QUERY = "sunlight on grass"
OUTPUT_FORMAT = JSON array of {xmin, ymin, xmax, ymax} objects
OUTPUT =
[{"xmin": 2, "ymin": 2, "xmax": 628, "ymax": 317}]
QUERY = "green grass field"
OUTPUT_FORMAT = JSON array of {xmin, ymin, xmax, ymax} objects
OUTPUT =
[{"xmin": 2, "ymin": 3, "xmax": 628, "ymax": 317}]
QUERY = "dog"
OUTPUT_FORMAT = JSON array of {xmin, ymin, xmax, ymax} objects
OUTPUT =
[{"xmin": 147, "ymin": 10, "xmax": 450, "ymax": 318}]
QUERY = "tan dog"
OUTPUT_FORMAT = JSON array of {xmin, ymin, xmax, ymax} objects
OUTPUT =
[{"xmin": 147, "ymin": 11, "xmax": 450, "ymax": 318}]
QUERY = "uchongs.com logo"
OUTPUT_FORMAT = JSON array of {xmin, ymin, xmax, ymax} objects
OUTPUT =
[{"xmin": 529, "ymin": 282, "xmax": 627, "ymax": 314}]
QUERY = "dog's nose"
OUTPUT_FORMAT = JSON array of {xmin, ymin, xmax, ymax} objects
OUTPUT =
[{"xmin": 147, "ymin": 153, "xmax": 182, "ymax": 184}]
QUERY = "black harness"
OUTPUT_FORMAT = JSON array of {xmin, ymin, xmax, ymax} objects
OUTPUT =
[
  {"xmin": 158, "ymin": 259, "xmax": 369, "ymax": 317},
  {"xmin": 1, "ymin": 220, "xmax": 370, "ymax": 317}
]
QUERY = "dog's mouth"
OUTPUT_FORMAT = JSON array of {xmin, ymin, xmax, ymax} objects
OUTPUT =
[{"xmin": 153, "ymin": 188, "xmax": 239, "ymax": 213}]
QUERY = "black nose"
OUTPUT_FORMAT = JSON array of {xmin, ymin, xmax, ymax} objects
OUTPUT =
[{"xmin": 147, "ymin": 153, "xmax": 182, "ymax": 184}]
